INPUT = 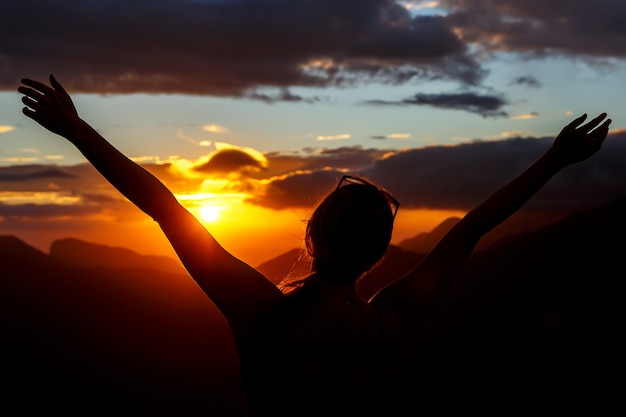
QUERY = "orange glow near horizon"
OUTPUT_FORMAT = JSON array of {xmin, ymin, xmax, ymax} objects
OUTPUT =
[
  {"xmin": 391, "ymin": 208, "xmax": 467, "ymax": 243},
  {"xmin": 168, "ymin": 200, "xmax": 465, "ymax": 266},
  {"xmin": 3, "ymin": 185, "xmax": 467, "ymax": 269},
  {"xmin": 175, "ymin": 192, "xmax": 235, "ymax": 224},
  {"xmin": 173, "ymin": 190, "xmax": 312, "ymax": 265}
]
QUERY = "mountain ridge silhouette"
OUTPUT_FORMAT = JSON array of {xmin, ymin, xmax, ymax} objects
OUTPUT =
[{"xmin": 49, "ymin": 237, "xmax": 187, "ymax": 274}]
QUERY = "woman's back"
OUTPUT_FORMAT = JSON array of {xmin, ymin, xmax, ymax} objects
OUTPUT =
[{"xmin": 240, "ymin": 278, "xmax": 388, "ymax": 415}]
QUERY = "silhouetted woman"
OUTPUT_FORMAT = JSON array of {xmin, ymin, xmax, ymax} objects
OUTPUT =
[{"xmin": 18, "ymin": 75, "xmax": 611, "ymax": 416}]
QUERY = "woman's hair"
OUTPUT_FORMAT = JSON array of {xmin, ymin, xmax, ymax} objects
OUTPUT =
[{"xmin": 304, "ymin": 176, "xmax": 396, "ymax": 280}]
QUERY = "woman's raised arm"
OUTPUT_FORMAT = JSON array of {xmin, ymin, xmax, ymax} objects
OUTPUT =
[
  {"xmin": 18, "ymin": 75, "xmax": 283, "ymax": 328},
  {"xmin": 371, "ymin": 113, "xmax": 612, "ymax": 326}
]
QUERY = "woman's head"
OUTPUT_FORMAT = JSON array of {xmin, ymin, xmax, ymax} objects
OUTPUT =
[{"xmin": 305, "ymin": 175, "xmax": 399, "ymax": 279}]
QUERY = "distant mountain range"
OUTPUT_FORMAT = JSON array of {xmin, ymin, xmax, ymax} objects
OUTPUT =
[
  {"xmin": 49, "ymin": 237, "xmax": 187, "ymax": 274},
  {"xmin": 0, "ymin": 235, "xmax": 244, "ymax": 416},
  {"xmin": 2, "ymin": 192, "xmax": 625, "ymax": 414}
]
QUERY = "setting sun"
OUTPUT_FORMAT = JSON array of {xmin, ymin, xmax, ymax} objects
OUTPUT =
[
  {"xmin": 175, "ymin": 192, "xmax": 228, "ymax": 224},
  {"xmin": 199, "ymin": 204, "xmax": 221, "ymax": 223}
]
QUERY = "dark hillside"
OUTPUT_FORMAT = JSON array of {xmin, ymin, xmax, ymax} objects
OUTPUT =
[{"xmin": 0, "ymin": 236, "xmax": 244, "ymax": 416}]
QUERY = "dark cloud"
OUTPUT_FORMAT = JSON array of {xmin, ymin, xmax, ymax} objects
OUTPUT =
[
  {"xmin": 194, "ymin": 149, "xmax": 266, "ymax": 174},
  {"xmin": 0, "ymin": 202, "xmax": 103, "ymax": 220},
  {"xmin": 258, "ymin": 147, "xmax": 388, "ymax": 179},
  {"xmin": 364, "ymin": 130, "xmax": 626, "ymax": 211},
  {"xmin": 0, "ymin": 189, "xmax": 145, "ymax": 222},
  {"xmin": 4, "ymin": 0, "xmax": 622, "ymax": 119},
  {"xmin": 1, "ymin": 0, "xmax": 482, "ymax": 99},
  {"xmin": 365, "ymin": 91, "xmax": 509, "ymax": 118},
  {"xmin": 246, "ymin": 169, "xmax": 342, "ymax": 210},
  {"xmin": 510, "ymin": 76, "xmax": 542, "ymax": 88},
  {"xmin": 76, "ymin": 192, "xmax": 124, "ymax": 205},
  {"xmin": 0, "ymin": 162, "xmax": 194, "ymax": 193},
  {"xmin": 0, "ymin": 166, "xmax": 77, "ymax": 181},
  {"xmin": 235, "ymin": 147, "xmax": 391, "ymax": 209},
  {"xmin": 0, "ymin": 164, "xmax": 106, "ymax": 195},
  {"xmin": 251, "ymin": 130, "xmax": 626, "ymax": 212},
  {"xmin": 442, "ymin": 0, "xmax": 626, "ymax": 58},
  {"xmin": 245, "ymin": 89, "xmax": 323, "ymax": 104}
]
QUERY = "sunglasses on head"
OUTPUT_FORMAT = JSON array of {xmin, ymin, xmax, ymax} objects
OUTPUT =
[{"xmin": 336, "ymin": 175, "xmax": 400, "ymax": 219}]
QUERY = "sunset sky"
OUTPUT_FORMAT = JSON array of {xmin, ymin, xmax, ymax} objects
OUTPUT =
[{"xmin": 1, "ymin": 0, "xmax": 626, "ymax": 266}]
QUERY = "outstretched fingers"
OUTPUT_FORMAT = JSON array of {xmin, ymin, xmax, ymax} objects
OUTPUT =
[
  {"xmin": 49, "ymin": 74, "xmax": 69, "ymax": 96},
  {"xmin": 21, "ymin": 94, "xmax": 40, "ymax": 109},
  {"xmin": 578, "ymin": 112, "xmax": 608, "ymax": 134},
  {"xmin": 564, "ymin": 113, "xmax": 588, "ymax": 131},
  {"xmin": 20, "ymin": 93, "xmax": 46, "ymax": 121},
  {"xmin": 19, "ymin": 84, "xmax": 48, "ymax": 116},
  {"xmin": 21, "ymin": 98, "xmax": 41, "ymax": 121},
  {"xmin": 19, "ymin": 78, "xmax": 54, "ymax": 124},
  {"xmin": 22, "ymin": 106, "xmax": 37, "ymax": 120},
  {"xmin": 17, "ymin": 85, "xmax": 43, "ymax": 101},
  {"xmin": 591, "ymin": 118, "xmax": 611, "ymax": 145},
  {"xmin": 20, "ymin": 78, "xmax": 53, "ymax": 96}
]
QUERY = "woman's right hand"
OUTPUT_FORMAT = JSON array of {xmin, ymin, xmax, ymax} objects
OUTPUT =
[
  {"xmin": 549, "ymin": 113, "xmax": 611, "ymax": 166},
  {"xmin": 18, "ymin": 74, "xmax": 84, "ymax": 139}
]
